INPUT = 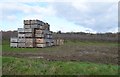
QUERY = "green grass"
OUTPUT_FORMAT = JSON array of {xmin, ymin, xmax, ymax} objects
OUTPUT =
[
  {"xmin": 2, "ymin": 40, "xmax": 119, "ymax": 75},
  {"xmin": 2, "ymin": 56, "xmax": 119, "ymax": 75},
  {"xmin": 2, "ymin": 40, "xmax": 118, "ymax": 52},
  {"xmin": 65, "ymin": 40, "xmax": 118, "ymax": 46}
]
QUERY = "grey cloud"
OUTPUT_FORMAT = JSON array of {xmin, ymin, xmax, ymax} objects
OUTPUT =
[{"xmin": 51, "ymin": 2, "xmax": 118, "ymax": 33}]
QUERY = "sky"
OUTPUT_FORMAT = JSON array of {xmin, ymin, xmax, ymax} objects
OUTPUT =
[{"xmin": 0, "ymin": 0, "xmax": 119, "ymax": 33}]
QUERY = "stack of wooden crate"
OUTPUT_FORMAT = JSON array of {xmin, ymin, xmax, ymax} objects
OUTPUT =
[
  {"xmin": 10, "ymin": 19, "xmax": 54, "ymax": 48},
  {"xmin": 53, "ymin": 39, "xmax": 64, "ymax": 46}
]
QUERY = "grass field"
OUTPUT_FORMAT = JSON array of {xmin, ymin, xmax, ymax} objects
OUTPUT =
[
  {"xmin": 2, "ymin": 40, "xmax": 118, "ymax": 52},
  {"xmin": 2, "ymin": 39, "xmax": 119, "ymax": 75},
  {"xmin": 2, "ymin": 57, "xmax": 118, "ymax": 75}
]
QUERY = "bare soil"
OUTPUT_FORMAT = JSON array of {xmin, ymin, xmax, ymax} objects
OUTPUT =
[{"xmin": 2, "ymin": 45, "xmax": 118, "ymax": 65}]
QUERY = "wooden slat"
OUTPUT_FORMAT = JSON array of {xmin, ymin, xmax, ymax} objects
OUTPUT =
[{"xmin": 36, "ymin": 44, "xmax": 46, "ymax": 47}]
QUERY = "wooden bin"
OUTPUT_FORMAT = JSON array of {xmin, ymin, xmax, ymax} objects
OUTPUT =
[
  {"xmin": 35, "ymin": 29, "xmax": 44, "ymax": 34},
  {"xmin": 10, "ymin": 43, "xmax": 18, "ymax": 47},
  {"xmin": 35, "ymin": 34, "xmax": 44, "ymax": 37},
  {"xmin": 45, "ymin": 34, "xmax": 52, "ymax": 39},
  {"xmin": 10, "ymin": 37, "xmax": 18, "ymax": 43},
  {"xmin": 30, "ymin": 20, "xmax": 44, "ymax": 25},
  {"xmin": 24, "ymin": 28, "xmax": 33, "ymax": 32},
  {"xmin": 53, "ymin": 39, "xmax": 64, "ymax": 46},
  {"xmin": 18, "ymin": 42, "xmax": 25, "ymax": 47},
  {"xmin": 59, "ymin": 39, "xmax": 64, "ymax": 45},
  {"xmin": 39, "ymin": 26, "xmax": 45, "ymax": 29},
  {"xmin": 18, "ymin": 33, "xmax": 25, "ymax": 38},
  {"xmin": 31, "ymin": 20, "xmax": 37, "ymax": 24},
  {"xmin": 18, "ymin": 38, "xmax": 25, "ymax": 42},
  {"xmin": 24, "ymin": 25, "xmax": 31, "ymax": 29},
  {"xmin": 25, "ymin": 33, "xmax": 34, "ymax": 37},
  {"xmin": 25, "ymin": 38, "xmax": 35, "ymax": 47},
  {"xmin": 35, "ymin": 38, "xmax": 46, "ymax": 43},
  {"xmin": 24, "ymin": 20, "xmax": 31, "ymax": 25},
  {"xmin": 31, "ymin": 24, "xmax": 38, "ymax": 28}
]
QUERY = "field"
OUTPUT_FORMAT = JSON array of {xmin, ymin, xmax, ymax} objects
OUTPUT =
[
  {"xmin": 2, "ymin": 39, "xmax": 119, "ymax": 75},
  {"xmin": 2, "ymin": 57, "xmax": 118, "ymax": 75}
]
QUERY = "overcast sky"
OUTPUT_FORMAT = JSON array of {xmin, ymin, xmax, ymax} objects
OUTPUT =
[{"xmin": 0, "ymin": 0, "xmax": 119, "ymax": 33}]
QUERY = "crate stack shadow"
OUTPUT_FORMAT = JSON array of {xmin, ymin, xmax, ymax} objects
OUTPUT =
[{"xmin": 10, "ymin": 19, "xmax": 64, "ymax": 48}]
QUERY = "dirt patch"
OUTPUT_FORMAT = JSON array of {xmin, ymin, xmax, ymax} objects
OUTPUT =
[{"xmin": 2, "ymin": 45, "xmax": 118, "ymax": 65}]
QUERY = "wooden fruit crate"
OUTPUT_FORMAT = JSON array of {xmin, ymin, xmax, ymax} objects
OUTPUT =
[
  {"xmin": 10, "ymin": 37, "xmax": 18, "ymax": 43},
  {"xmin": 18, "ymin": 42, "xmax": 25, "ymax": 47},
  {"xmin": 35, "ymin": 38, "xmax": 46, "ymax": 43},
  {"xmin": 18, "ymin": 38, "xmax": 25, "ymax": 43},
  {"xmin": 10, "ymin": 43, "xmax": 18, "ymax": 47},
  {"xmin": 24, "ymin": 20, "xmax": 31, "ymax": 25},
  {"xmin": 18, "ymin": 33, "xmax": 25, "ymax": 38},
  {"xmin": 35, "ymin": 34, "xmax": 44, "ymax": 37}
]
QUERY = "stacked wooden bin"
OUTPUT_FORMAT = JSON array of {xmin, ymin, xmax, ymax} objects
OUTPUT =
[{"xmin": 10, "ymin": 19, "xmax": 54, "ymax": 48}]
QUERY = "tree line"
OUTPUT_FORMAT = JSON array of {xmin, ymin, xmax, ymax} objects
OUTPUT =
[{"xmin": 1, "ymin": 30, "xmax": 119, "ymax": 42}]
